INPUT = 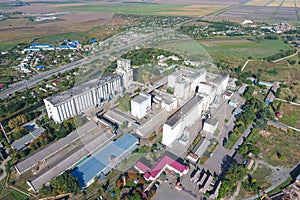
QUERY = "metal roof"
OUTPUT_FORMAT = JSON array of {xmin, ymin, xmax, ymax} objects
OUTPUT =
[
  {"xmin": 72, "ymin": 134, "xmax": 138, "ymax": 188},
  {"xmin": 204, "ymin": 118, "xmax": 218, "ymax": 126},
  {"xmin": 11, "ymin": 127, "xmax": 46, "ymax": 151},
  {"xmin": 15, "ymin": 122, "xmax": 97, "ymax": 174},
  {"xmin": 45, "ymin": 73, "xmax": 121, "ymax": 105}
]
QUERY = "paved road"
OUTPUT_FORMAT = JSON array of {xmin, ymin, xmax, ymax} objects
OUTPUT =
[
  {"xmin": 272, "ymin": 51, "xmax": 299, "ymax": 63},
  {"xmin": 0, "ymin": 19, "xmax": 194, "ymax": 99}
]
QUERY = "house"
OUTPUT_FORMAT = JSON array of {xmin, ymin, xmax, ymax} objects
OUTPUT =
[
  {"xmin": 246, "ymin": 159, "xmax": 254, "ymax": 170},
  {"xmin": 265, "ymin": 82, "xmax": 280, "ymax": 105},
  {"xmin": 134, "ymin": 152, "xmax": 189, "ymax": 181},
  {"xmin": 36, "ymin": 65, "xmax": 45, "ymax": 70},
  {"xmin": 203, "ymin": 118, "xmax": 219, "ymax": 135},
  {"xmin": 187, "ymin": 152, "xmax": 199, "ymax": 164},
  {"xmin": 238, "ymin": 84, "xmax": 248, "ymax": 94}
]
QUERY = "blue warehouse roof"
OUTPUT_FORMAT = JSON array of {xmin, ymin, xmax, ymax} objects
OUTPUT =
[{"xmin": 72, "ymin": 134, "xmax": 138, "ymax": 188}]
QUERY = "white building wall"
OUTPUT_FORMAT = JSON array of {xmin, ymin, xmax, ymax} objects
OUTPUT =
[
  {"xmin": 203, "ymin": 123, "xmax": 218, "ymax": 134},
  {"xmin": 44, "ymin": 75, "xmax": 124, "ymax": 123},
  {"xmin": 131, "ymin": 95, "xmax": 151, "ymax": 119},
  {"xmin": 162, "ymin": 121, "xmax": 183, "ymax": 147},
  {"xmin": 44, "ymin": 99, "xmax": 61, "ymax": 123},
  {"xmin": 167, "ymin": 73, "xmax": 180, "ymax": 88}
]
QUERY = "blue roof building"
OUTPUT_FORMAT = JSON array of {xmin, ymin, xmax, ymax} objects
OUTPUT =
[
  {"xmin": 30, "ymin": 44, "xmax": 51, "ymax": 48},
  {"xmin": 90, "ymin": 39, "xmax": 97, "ymax": 44},
  {"xmin": 72, "ymin": 134, "xmax": 139, "ymax": 188},
  {"xmin": 59, "ymin": 46, "xmax": 69, "ymax": 50},
  {"xmin": 36, "ymin": 65, "xmax": 45, "ymax": 70}
]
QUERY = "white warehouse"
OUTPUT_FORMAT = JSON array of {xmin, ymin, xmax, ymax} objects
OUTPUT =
[
  {"xmin": 131, "ymin": 92, "xmax": 152, "ymax": 119},
  {"xmin": 162, "ymin": 95, "xmax": 209, "ymax": 147}
]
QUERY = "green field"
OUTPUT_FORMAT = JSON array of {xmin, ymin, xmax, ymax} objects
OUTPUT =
[
  {"xmin": 159, "ymin": 39, "xmax": 290, "ymax": 62},
  {"xmin": 203, "ymin": 39, "xmax": 290, "ymax": 59},
  {"xmin": 158, "ymin": 40, "xmax": 213, "ymax": 62},
  {"xmin": 62, "ymin": 3, "xmax": 187, "ymax": 15}
]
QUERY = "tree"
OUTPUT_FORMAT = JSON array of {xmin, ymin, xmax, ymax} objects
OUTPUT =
[
  {"xmin": 40, "ymin": 172, "xmax": 81, "ymax": 197},
  {"xmin": 128, "ymin": 192, "xmax": 142, "ymax": 200},
  {"xmin": 8, "ymin": 114, "xmax": 27, "ymax": 129}
]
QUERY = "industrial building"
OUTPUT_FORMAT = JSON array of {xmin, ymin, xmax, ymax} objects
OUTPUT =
[
  {"xmin": 167, "ymin": 67, "xmax": 206, "ymax": 100},
  {"xmin": 208, "ymin": 73, "xmax": 229, "ymax": 96},
  {"xmin": 161, "ymin": 97, "xmax": 178, "ymax": 112},
  {"xmin": 27, "ymin": 129, "xmax": 114, "ymax": 192},
  {"xmin": 72, "ymin": 134, "xmax": 139, "ymax": 188},
  {"xmin": 44, "ymin": 73, "xmax": 123, "ymax": 123},
  {"xmin": 162, "ymin": 95, "xmax": 209, "ymax": 147},
  {"xmin": 131, "ymin": 92, "xmax": 152, "ymax": 119},
  {"xmin": 15, "ymin": 121, "xmax": 98, "ymax": 174},
  {"xmin": 203, "ymin": 118, "xmax": 219, "ymax": 135},
  {"xmin": 116, "ymin": 58, "xmax": 133, "ymax": 89},
  {"xmin": 134, "ymin": 152, "xmax": 189, "ymax": 181},
  {"xmin": 167, "ymin": 67, "xmax": 229, "ymax": 103},
  {"xmin": 11, "ymin": 127, "xmax": 46, "ymax": 151},
  {"xmin": 191, "ymin": 137, "xmax": 211, "ymax": 159}
]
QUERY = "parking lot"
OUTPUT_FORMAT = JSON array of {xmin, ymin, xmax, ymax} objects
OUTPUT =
[
  {"xmin": 200, "ymin": 92, "xmax": 245, "ymax": 175},
  {"xmin": 153, "ymin": 168, "xmax": 200, "ymax": 200}
]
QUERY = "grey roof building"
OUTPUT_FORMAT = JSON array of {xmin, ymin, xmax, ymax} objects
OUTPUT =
[{"xmin": 11, "ymin": 127, "xmax": 46, "ymax": 151}]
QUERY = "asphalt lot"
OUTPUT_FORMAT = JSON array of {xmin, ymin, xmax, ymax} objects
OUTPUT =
[
  {"xmin": 200, "ymin": 92, "xmax": 245, "ymax": 175},
  {"xmin": 153, "ymin": 168, "xmax": 199, "ymax": 200}
]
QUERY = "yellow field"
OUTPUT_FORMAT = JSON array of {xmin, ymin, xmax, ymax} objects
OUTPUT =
[
  {"xmin": 158, "ymin": 5, "xmax": 226, "ymax": 16},
  {"xmin": 267, "ymin": 0, "xmax": 285, "ymax": 7},
  {"xmin": 245, "ymin": 0, "xmax": 270, "ymax": 6},
  {"xmin": 281, "ymin": 0, "xmax": 295, "ymax": 7}
]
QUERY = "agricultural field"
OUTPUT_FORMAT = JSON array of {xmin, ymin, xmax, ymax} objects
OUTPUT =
[
  {"xmin": 217, "ymin": 0, "xmax": 300, "ymax": 21},
  {"xmin": 254, "ymin": 126, "xmax": 300, "ymax": 168},
  {"xmin": 267, "ymin": 0, "xmax": 285, "ymax": 7},
  {"xmin": 200, "ymin": 39, "xmax": 290, "ymax": 59},
  {"xmin": 0, "ymin": 4, "xmax": 117, "ymax": 49},
  {"xmin": 245, "ymin": 0, "xmax": 269, "ymax": 6},
  {"xmin": 57, "ymin": 3, "xmax": 227, "ymax": 16}
]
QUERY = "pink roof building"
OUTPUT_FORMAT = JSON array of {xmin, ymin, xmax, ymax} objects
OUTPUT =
[{"xmin": 134, "ymin": 154, "xmax": 189, "ymax": 181}]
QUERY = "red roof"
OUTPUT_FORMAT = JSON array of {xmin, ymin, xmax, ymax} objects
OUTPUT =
[
  {"xmin": 135, "ymin": 154, "xmax": 188, "ymax": 180},
  {"xmin": 0, "ymin": 84, "xmax": 4, "ymax": 89},
  {"xmin": 135, "ymin": 161, "xmax": 151, "ymax": 172}
]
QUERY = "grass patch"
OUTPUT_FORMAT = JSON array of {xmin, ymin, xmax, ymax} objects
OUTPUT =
[
  {"xmin": 252, "ymin": 164, "xmax": 272, "ymax": 188},
  {"xmin": 243, "ymin": 60, "xmax": 298, "ymax": 82},
  {"xmin": 0, "ymin": 188, "xmax": 29, "ymax": 200},
  {"xmin": 254, "ymin": 126, "xmax": 300, "ymax": 168},
  {"xmin": 274, "ymin": 102, "xmax": 300, "ymax": 129}
]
